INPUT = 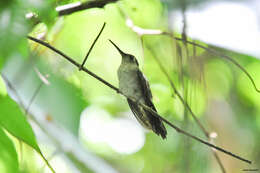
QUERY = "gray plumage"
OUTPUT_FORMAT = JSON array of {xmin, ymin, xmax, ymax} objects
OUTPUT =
[{"xmin": 109, "ymin": 39, "xmax": 167, "ymax": 139}]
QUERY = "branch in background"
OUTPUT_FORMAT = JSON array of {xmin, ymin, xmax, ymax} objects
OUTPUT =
[
  {"xmin": 170, "ymin": 35, "xmax": 260, "ymax": 93},
  {"xmin": 120, "ymin": 15, "xmax": 260, "ymax": 93},
  {"xmin": 125, "ymin": 16, "xmax": 260, "ymax": 172},
  {"xmin": 25, "ymin": 68, "xmax": 49, "ymax": 115},
  {"xmin": 124, "ymin": 11, "xmax": 227, "ymax": 172},
  {"xmin": 242, "ymin": 168, "xmax": 259, "ymax": 172},
  {"xmin": 26, "ymin": 0, "xmax": 118, "ymax": 26},
  {"xmin": 176, "ymin": 1, "xmax": 193, "ymax": 170},
  {"xmin": 27, "ymin": 0, "xmax": 260, "ymax": 94},
  {"xmin": 180, "ymin": 0, "xmax": 187, "ymax": 43},
  {"xmin": 56, "ymin": 0, "xmax": 119, "ymax": 16},
  {"xmin": 148, "ymin": 45, "xmax": 227, "ymax": 172},
  {"xmin": 27, "ymin": 36, "xmax": 252, "ymax": 164}
]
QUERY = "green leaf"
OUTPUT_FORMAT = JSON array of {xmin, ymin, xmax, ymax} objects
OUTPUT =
[
  {"xmin": 0, "ymin": 96, "xmax": 55, "ymax": 172},
  {"xmin": 0, "ymin": 76, "xmax": 7, "ymax": 96},
  {"xmin": 0, "ymin": 127, "xmax": 19, "ymax": 173},
  {"xmin": 0, "ymin": 96, "xmax": 40, "ymax": 152}
]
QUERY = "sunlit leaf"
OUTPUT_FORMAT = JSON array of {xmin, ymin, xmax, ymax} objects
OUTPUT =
[
  {"xmin": 0, "ymin": 128, "xmax": 19, "ymax": 173},
  {"xmin": 0, "ymin": 76, "xmax": 7, "ymax": 96},
  {"xmin": 0, "ymin": 96, "xmax": 40, "ymax": 152},
  {"xmin": 0, "ymin": 96, "xmax": 56, "ymax": 172}
]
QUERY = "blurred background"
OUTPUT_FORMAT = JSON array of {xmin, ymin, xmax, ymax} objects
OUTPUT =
[{"xmin": 0, "ymin": 0, "xmax": 260, "ymax": 172}]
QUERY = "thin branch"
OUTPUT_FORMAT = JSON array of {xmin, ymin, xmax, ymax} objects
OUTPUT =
[
  {"xmin": 166, "ymin": 33, "xmax": 260, "ymax": 93},
  {"xmin": 1, "ymin": 74, "xmax": 26, "ymax": 108},
  {"xmin": 147, "ymin": 45, "xmax": 229, "ymax": 172},
  {"xmin": 25, "ymin": 83, "xmax": 44, "ymax": 115},
  {"xmin": 242, "ymin": 169, "xmax": 259, "ymax": 172},
  {"xmin": 214, "ymin": 153, "xmax": 227, "ymax": 173},
  {"xmin": 180, "ymin": 0, "xmax": 187, "ymax": 43},
  {"xmin": 147, "ymin": 45, "xmax": 209, "ymax": 136},
  {"xmin": 56, "ymin": 0, "xmax": 119, "ymax": 16},
  {"xmin": 34, "ymin": 67, "xmax": 50, "ymax": 86},
  {"xmin": 27, "ymin": 0, "xmax": 259, "ymax": 94},
  {"xmin": 27, "ymin": 36, "xmax": 119, "ymax": 93},
  {"xmin": 26, "ymin": 1, "xmax": 118, "ymax": 28},
  {"xmin": 121, "ymin": 16, "xmax": 260, "ymax": 93},
  {"xmin": 179, "ymin": 3, "xmax": 192, "ymax": 170},
  {"xmin": 25, "ymin": 68, "xmax": 50, "ymax": 115},
  {"xmin": 79, "ymin": 22, "xmax": 106, "ymax": 70},
  {"xmin": 123, "ymin": 16, "xmax": 256, "ymax": 172},
  {"xmin": 27, "ymin": 35, "xmax": 252, "ymax": 164}
]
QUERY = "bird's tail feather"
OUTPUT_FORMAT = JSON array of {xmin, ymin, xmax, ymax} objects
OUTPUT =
[{"xmin": 148, "ymin": 112, "xmax": 167, "ymax": 139}]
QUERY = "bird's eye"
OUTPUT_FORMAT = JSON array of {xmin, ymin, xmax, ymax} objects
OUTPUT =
[{"xmin": 128, "ymin": 55, "xmax": 138, "ymax": 65}]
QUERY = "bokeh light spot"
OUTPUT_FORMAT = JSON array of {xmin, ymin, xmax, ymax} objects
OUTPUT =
[{"xmin": 79, "ymin": 106, "xmax": 145, "ymax": 154}]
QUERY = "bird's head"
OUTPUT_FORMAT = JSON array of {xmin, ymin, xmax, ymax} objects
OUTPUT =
[{"xmin": 109, "ymin": 39, "xmax": 139, "ymax": 66}]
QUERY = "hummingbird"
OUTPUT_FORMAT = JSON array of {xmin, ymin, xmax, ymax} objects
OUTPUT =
[{"xmin": 109, "ymin": 40, "xmax": 167, "ymax": 139}]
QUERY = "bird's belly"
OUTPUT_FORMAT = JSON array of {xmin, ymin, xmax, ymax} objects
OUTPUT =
[
  {"xmin": 118, "ymin": 69, "xmax": 144, "ymax": 101},
  {"xmin": 118, "ymin": 68, "xmax": 153, "ymax": 130}
]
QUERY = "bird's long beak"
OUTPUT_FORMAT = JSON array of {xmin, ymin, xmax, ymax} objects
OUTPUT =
[{"xmin": 109, "ymin": 39, "xmax": 126, "ymax": 56}]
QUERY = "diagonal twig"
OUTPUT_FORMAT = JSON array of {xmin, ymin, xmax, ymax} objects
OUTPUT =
[
  {"xmin": 27, "ymin": 35, "xmax": 252, "ymax": 164},
  {"xmin": 27, "ymin": 36, "xmax": 119, "ymax": 92},
  {"xmin": 25, "ymin": 68, "xmax": 50, "ymax": 115},
  {"xmin": 79, "ymin": 22, "xmax": 106, "ymax": 70}
]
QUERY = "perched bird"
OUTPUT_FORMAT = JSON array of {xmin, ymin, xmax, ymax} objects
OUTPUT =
[{"xmin": 109, "ymin": 40, "xmax": 167, "ymax": 139}]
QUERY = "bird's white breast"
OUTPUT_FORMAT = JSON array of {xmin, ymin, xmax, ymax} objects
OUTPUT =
[{"xmin": 117, "ymin": 65, "xmax": 144, "ymax": 101}]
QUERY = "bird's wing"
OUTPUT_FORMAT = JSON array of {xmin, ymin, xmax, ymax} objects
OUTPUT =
[
  {"xmin": 137, "ymin": 70, "xmax": 154, "ymax": 108},
  {"xmin": 127, "ymin": 98, "xmax": 151, "ymax": 129},
  {"xmin": 137, "ymin": 70, "xmax": 167, "ymax": 139}
]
